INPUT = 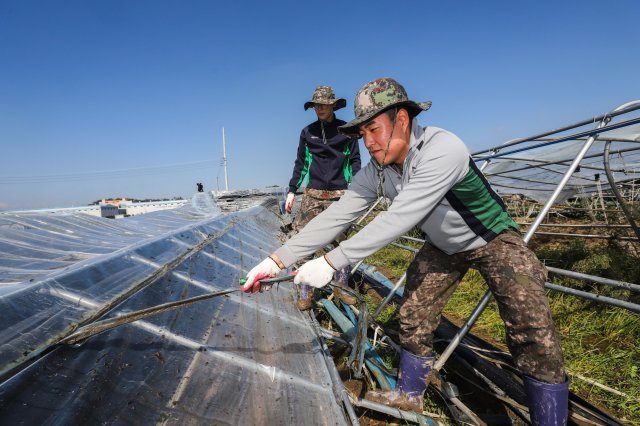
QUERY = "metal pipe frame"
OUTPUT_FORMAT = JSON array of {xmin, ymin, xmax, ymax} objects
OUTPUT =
[
  {"xmin": 372, "ymin": 272, "xmax": 406, "ymax": 319},
  {"xmin": 434, "ymin": 102, "xmax": 638, "ymax": 372},
  {"xmin": 545, "ymin": 282, "xmax": 640, "ymax": 314},
  {"xmin": 517, "ymin": 223, "xmax": 631, "ymax": 228},
  {"xmin": 486, "ymin": 165, "xmax": 640, "ymax": 192},
  {"xmin": 349, "ymin": 198, "xmax": 384, "ymax": 279},
  {"xmin": 546, "ymin": 266, "xmax": 640, "ymax": 293},
  {"xmin": 352, "ymin": 224, "xmax": 422, "ymax": 254},
  {"xmin": 489, "ymin": 174, "xmax": 623, "ymax": 193},
  {"xmin": 350, "ymin": 397, "xmax": 441, "ymax": 425},
  {"xmin": 481, "ymin": 146, "xmax": 640, "ymax": 178},
  {"xmin": 523, "ymin": 100, "xmax": 640, "ymax": 240},
  {"xmin": 359, "ymin": 224, "xmax": 639, "ymax": 250},
  {"xmin": 512, "ymin": 165, "xmax": 607, "ymax": 182},
  {"xmin": 319, "ymin": 327, "xmax": 353, "ymax": 347},
  {"xmin": 494, "ymin": 155, "xmax": 625, "ymax": 174},
  {"xmin": 604, "ymin": 140, "xmax": 640, "ymax": 241},
  {"xmin": 473, "ymin": 102, "xmax": 640, "ymax": 156},
  {"xmin": 529, "ymin": 231, "xmax": 638, "ymax": 241},
  {"xmin": 356, "ymin": 223, "xmax": 640, "ymax": 293},
  {"xmin": 515, "ymin": 205, "xmax": 625, "ymax": 213},
  {"xmin": 490, "ymin": 173, "xmax": 588, "ymax": 187},
  {"xmin": 474, "ymin": 116, "xmax": 640, "ymax": 162},
  {"xmin": 489, "ymin": 182, "xmax": 560, "ymax": 193},
  {"xmin": 356, "ymin": 197, "xmax": 383, "ymax": 226},
  {"xmin": 308, "ymin": 309, "xmax": 361, "ymax": 426},
  {"xmin": 487, "ymin": 165, "xmax": 640, "ymax": 192},
  {"xmin": 488, "ymin": 175, "xmax": 640, "ymax": 194}
]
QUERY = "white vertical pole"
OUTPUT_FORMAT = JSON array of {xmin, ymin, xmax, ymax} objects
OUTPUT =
[{"xmin": 222, "ymin": 127, "xmax": 229, "ymax": 191}]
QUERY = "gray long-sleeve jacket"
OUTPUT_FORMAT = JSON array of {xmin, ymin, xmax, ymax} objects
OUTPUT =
[{"xmin": 274, "ymin": 120, "xmax": 518, "ymax": 270}]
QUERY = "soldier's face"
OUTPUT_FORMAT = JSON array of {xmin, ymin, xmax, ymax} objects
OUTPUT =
[
  {"xmin": 314, "ymin": 103, "xmax": 334, "ymax": 121},
  {"xmin": 359, "ymin": 111, "xmax": 410, "ymax": 166}
]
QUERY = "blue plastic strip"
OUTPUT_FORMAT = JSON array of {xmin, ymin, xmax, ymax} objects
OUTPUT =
[
  {"xmin": 320, "ymin": 299, "xmax": 396, "ymax": 390},
  {"xmin": 358, "ymin": 264, "xmax": 404, "ymax": 298}
]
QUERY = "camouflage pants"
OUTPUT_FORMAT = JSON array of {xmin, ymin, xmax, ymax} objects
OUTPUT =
[
  {"xmin": 292, "ymin": 188, "xmax": 345, "ymax": 233},
  {"xmin": 292, "ymin": 189, "xmax": 348, "ymax": 300},
  {"xmin": 400, "ymin": 229, "xmax": 565, "ymax": 384}
]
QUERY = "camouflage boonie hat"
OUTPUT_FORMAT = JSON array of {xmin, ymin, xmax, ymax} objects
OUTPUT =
[
  {"xmin": 338, "ymin": 78, "xmax": 432, "ymax": 136},
  {"xmin": 303, "ymin": 85, "xmax": 347, "ymax": 111}
]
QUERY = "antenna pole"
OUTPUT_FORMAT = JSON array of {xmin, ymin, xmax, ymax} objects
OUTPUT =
[{"xmin": 222, "ymin": 127, "xmax": 229, "ymax": 191}]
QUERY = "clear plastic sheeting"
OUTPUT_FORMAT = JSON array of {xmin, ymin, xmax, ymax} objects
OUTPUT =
[
  {"xmin": 0, "ymin": 193, "xmax": 223, "ymax": 288},
  {"xmin": 0, "ymin": 191, "xmax": 347, "ymax": 425},
  {"xmin": 478, "ymin": 108, "xmax": 640, "ymax": 203}
]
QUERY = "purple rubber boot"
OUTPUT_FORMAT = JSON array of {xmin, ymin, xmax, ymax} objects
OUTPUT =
[
  {"xmin": 333, "ymin": 265, "xmax": 357, "ymax": 305},
  {"xmin": 335, "ymin": 265, "xmax": 351, "ymax": 284},
  {"xmin": 396, "ymin": 349, "xmax": 434, "ymax": 399},
  {"xmin": 524, "ymin": 375, "xmax": 569, "ymax": 426},
  {"xmin": 296, "ymin": 284, "xmax": 313, "ymax": 311},
  {"xmin": 366, "ymin": 348, "xmax": 434, "ymax": 412}
]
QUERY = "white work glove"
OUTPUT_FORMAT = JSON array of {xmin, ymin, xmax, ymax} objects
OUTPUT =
[
  {"xmin": 285, "ymin": 192, "xmax": 295, "ymax": 213},
  {"xmin": 294, "ymin": 256, "xmax": 336, "ymax": 288},
  {"xmin": 241, "ymin": 257, "xmax": 282, "ymax": 293}
]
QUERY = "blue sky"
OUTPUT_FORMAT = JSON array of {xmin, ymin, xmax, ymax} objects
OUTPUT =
[{"xmin": 1, "ymin": 0, "xmax": 638, "ymax": 209}]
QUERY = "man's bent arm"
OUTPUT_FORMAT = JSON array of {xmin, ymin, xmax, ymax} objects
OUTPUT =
[
  {"xmin": 326, "ymin": 129, "xmax": 469, "ymax": 269},
  {"xmin": 274, "ymin": 163, "xmax": 379, "ymax": 266}
]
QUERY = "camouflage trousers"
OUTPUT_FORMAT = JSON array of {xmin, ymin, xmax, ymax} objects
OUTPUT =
[
  {"xmin": 400, "ymin": 229, "xmax": 565, "ymax": 384},
  {"xmin": 292, "ymin": 188, "xmax": 345, "ymax": 233},
  {"xmin": 292, "ymin": 189, "xmax": 348, "ymax": 301}
]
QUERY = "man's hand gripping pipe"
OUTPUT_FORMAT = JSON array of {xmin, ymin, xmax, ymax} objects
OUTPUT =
[{"xmin": 239, "ymin": 274, "xmax": 297, "ymax": 293}]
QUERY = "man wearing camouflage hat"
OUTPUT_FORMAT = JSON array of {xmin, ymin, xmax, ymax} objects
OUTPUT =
[
  {"xmin": 243, "ymin": 78, "xmax": 567, "ymax": 424},
  {"xmin": 285, "ymin": 85, "xmax": 361, "ymax": 310}
]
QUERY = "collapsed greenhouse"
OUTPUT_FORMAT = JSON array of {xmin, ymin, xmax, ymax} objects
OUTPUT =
[{"xmin": 0, "ymin": 101, "xmax": 639, "ymax": 425}]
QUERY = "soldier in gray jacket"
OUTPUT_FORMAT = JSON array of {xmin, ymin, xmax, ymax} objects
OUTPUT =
[{"xmin": 243, "ymin": 78, "xmax": 568, "ymax": 425}]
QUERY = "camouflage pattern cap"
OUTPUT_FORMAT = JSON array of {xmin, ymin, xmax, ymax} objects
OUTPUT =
[
  {"xmin": 338, "ymin": 78, "xmax": 432, "ymax": 136},
  {"xmin": 304, "ymin": 86, "xmax": 347, "ymax": 111}
]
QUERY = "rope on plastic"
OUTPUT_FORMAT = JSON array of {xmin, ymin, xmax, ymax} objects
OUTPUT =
[{"xmin": 60, "ymin": 288, "xmax": 239, "ymax": 345}]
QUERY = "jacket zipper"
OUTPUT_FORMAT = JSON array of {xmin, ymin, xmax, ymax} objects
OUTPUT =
[{"xmin": 320, "ymin": 121, "xmax": 327, "ymax": 144}]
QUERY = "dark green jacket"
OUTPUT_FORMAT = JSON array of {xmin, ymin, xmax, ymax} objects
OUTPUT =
[{"xmin": 288, "ymin": 116, "xmax": 361, "ymax": 193}]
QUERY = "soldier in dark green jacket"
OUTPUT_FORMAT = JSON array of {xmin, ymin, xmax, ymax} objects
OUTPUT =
[{"xmin": 285, "ymin": 86, "xmax": 361, "ymax": 310}]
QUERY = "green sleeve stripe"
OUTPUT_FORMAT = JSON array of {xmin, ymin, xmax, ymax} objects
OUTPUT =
[
  {"xmin": 448, "ymin": 160, "xmax": 519, "ymax": 238},
  {"xmin": 296, "ymin": 145, "xmax": 312, "ymax": 189},
  {"xmin": 342, "ymin": 145, "xmax": 353, "ymax": 183}
]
